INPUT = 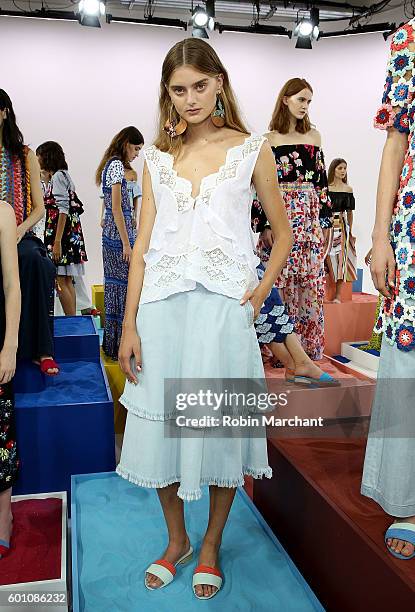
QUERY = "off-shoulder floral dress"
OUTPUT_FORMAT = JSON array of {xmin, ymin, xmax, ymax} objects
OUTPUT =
[{"xmin": 252, "ymin": 144, "xmax": 332, "ymax": 360}]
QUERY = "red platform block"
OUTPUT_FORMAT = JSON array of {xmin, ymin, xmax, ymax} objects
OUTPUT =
[
  {"xmin": 323, "ymin": 293, "xmax": 378, "ymax": 356},
  {"xmin": 0, "ymin": 493, "xmax": 68, "ymax": 611}
]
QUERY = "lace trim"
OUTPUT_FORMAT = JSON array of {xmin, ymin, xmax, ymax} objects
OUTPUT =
[
  {"xmin": 142, "ymin": 245, "xmax": 256, "ymax": 299},
  {"xmin": 145, "ymin": 134, "xmax": 264, "ymax": 212}
]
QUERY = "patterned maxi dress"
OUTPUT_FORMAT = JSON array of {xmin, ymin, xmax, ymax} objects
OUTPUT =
[
  {"xmin": 0, "ymin": 144, "xmax": 55, "ymax": 361},
  {"xmin": 252, "ymin": 144, "xmax": 332, "ymax": 360},
  {"xmin": 101, "ymin": 158, "xmax": 137, "ymax": 360}
]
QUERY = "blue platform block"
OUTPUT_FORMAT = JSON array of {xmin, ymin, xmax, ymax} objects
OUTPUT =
[
  {"xmin": 14, "ymin": 359, "xmax": 115, "ymax": 500},
  {"xmin": 71, "ymin": 472, "xmax": 324, "ymax": 612},
  {"xmin": 352, "ymin": 268, "xmax": 363, "ymax": 292},
  {"xmin": 13, "ymin": 312, "xmax": 116, "ymax": 502},
  {"xmin": 54, "ymin": 315, "xmax": 100, "ymax": 361}
]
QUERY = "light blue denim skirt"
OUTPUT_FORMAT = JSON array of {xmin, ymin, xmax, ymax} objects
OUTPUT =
[
  {"xmin": 116, "ymin": 283, "xmax": 272, "ymax": 501},
  {"xmin": 361, "ymin": 339, "xmax": 415, "ymax": 517}
]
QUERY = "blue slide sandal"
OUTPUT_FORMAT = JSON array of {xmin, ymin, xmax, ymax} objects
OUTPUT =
[
  {"xmin": 385, "ymin": 522, "xmax": 415, "ymax": 560},
  {"xmin": 285, "ymin": 372, "xmax": 341, "ymax": 387}
]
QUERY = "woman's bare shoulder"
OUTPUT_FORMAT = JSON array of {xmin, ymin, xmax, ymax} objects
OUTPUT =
[
  {"xmin": 264, "ymin": 131, "xmax": 284, "ymax": 146},
  {"xmin": 307, "ymin": 128, "xmax": 321, "ymax": 146},
  {"xmin": 0, "ymin": 200, "xmax": 16, "ymax": 225}
]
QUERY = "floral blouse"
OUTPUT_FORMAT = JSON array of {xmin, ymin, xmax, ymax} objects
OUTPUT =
[
  {"xmin": 251, "ymin": 144, "xmax": 333, "ymax": 233},
  {"xmin": 373, "ymin": 18, "xmax": 415, "ymax": 351}
]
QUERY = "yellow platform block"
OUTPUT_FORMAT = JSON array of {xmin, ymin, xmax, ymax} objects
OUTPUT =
[
  {"xmin": 101, "ymin": 347, "xmax": 126, "ymax": 434},
  {"xmin": 92, "ymin": 284, "xmax": 105, "ymax": 327}
]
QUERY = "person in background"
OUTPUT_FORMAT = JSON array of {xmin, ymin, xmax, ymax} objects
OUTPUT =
[
  {"xmin": 96, "ymin": 126, "xmax": 144, "ymax": 360},
  {"xmin": 252, "ymin": 78, "xmax": 333, "ymax": 361},
  {"xmin": 37, "ymin": 141, "xmax": 88, "ymax": 316},
  {"xmin": 0, "ymin": 201, "xmax": 21, "ymax": 560},
  {"xmin": 0, "ymin": 89, "xmax": 58, "ymax": 375},
  {"xmin": 325, "ymin": 158, "xmax": 357, "ymax": 303}
]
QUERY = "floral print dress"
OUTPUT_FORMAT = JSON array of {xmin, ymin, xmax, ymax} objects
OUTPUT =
[
  {"xmin": 372, "ymin": 19, "xmax": 415, "ymax": 351},
  {"xmin": 44, "ymin": 170, "xmax": 88, "ymax": 275},
  {"xmin": 252, "ymin": 144, "xmax": 332, "ymax": 360}
]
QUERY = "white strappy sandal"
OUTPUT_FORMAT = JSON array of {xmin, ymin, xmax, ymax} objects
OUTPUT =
[{"xmin": 144, "ymin": 545, "xmax": 194, "ymax": 590}]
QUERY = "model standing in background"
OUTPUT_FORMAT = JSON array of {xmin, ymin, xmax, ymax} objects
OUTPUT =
[
  {"xmin": 0, "ymin": 201, "xmax": 21, "ymax": 560},
  {"xmin": 96, "ymin": 127, "xmax": 144, "ymax": 360},
  {"xmin": 0, "ymin": 90, "xmax": 58, "ymax": 375},
  {"xmin": 361, "ymin": 18, "xmax": 415, "ymax": 560},
  {"xmin": 117, "ymin": 39, "xmax": 293, "ymax": 599},
  {"xmin": 37, "ymin": 141, "xmax": 88, "ymax": 316},
  {"xmin": 253, "ymin": 78, "xmax": 333, "ymax": 360},
  {"xmin": 325, "ymin": 158, "xmax": 357, "ymax": 302}
]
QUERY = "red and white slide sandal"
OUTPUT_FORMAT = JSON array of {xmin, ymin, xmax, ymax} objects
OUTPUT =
[
  {"xmin": 192, "ymin": 564, "xmax": 223, "ymax": 599},
  {"xmin": 144, "ymin": 545, "xmax": 193, "ymax": 590}
]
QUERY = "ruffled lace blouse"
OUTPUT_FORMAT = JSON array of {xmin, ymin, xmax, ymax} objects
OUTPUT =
[{"xmin": 140, "ymin": 133, "xmax": 266, "ymax": 304}]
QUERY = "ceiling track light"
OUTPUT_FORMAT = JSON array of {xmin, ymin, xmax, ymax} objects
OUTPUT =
[
  {"xmin": 192, "ymin": 5, "xmax": 208, "ymax": 29},
  {"xmin": 293, "ymin": 6, "xmax": 319, "ymax": 49},
  {"xmin": 78, "ymin": 0, "xmax": 105, "ymax": 28}
]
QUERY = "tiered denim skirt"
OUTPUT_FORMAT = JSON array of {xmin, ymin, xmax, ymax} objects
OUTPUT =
[{"xmin": 116, "ymin": 283, "xmax": 273, "ymax": 501}]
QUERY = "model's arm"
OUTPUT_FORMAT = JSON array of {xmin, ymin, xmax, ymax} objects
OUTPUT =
[
  {"xmin": 118, "ymin": 161, "xmax": 156, "ymax": 383},
  {"xmin": 248, "ymin": 141, "xmax": 293, "ymax": 317},
  {"xmin": 371, "ymin": 129, "xmax": 407, "ymax": 296},
  {"xmin": 51, "ymin": 171, "xmax": 70, "ymax": 263},
  {"xmin": 16, "ymin": 149, "xmax": 45, "ymax": 241},
  {"xmin": 100, "ymin": 200, "xmax": 105, "ymax": 229},
  {"xmin": 347, "ymin": 210, "xmax": 353, "ymax": 233},
  {"xmin": 0, "ymin": 202, "xmax": 21, "ymax": 383},
  {"xmin": 111, "ymin": 183, "xmax": 131, "ymax": 260}
]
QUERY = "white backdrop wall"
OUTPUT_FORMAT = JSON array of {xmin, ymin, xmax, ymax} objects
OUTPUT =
[{"xmin": 1, "ymin": 17, "xmax": 392, "ymax": 294}]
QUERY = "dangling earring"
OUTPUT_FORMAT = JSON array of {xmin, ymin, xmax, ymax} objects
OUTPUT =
[
  {"xmin": 164, "ymin": 104, "xmax": 187, "ymax": 138},
  {"xmin": 211, "ymin": 92, "xmax": 225, "ymax": 127}
]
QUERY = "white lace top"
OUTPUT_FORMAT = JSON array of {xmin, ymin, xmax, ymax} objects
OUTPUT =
[{"xmin": 140, "ymin": 133, "xmax": 266, "ymax": 304}]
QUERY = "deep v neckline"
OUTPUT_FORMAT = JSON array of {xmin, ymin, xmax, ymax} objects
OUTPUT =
[{"xmin": 166, "ymin": 134, "xmax": 252, "ymax": 201}]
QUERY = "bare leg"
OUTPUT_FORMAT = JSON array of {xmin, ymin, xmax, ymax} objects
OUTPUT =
[
  {"xmin": 0, "ymin": 488, "xmax": 13, "ymax": 551},
  {"xmin": 266, "ymin": 334, "xmax": 327, "ymax": 379},
  {"xmin": 195, "ymin": 486, "xmax": 237, "ymax": 598},
  {"xmin": 333, "ymin": 280, "xmax": 343, "ymax": 303},
  {"xmin": 387, "ymin": 515, "xmax": 415, "ymax": 557},
  {"xmin": 145, "ymin": 483, "xmax": 191, "ymax": 589},
  {"xmin": 284, "ymin": 334, "xmax": 327, "ymax": 379},
  {"xmin": 57, "ymin": 276, "xmax": 76, "ymax": 315},
  {"xmin": 267, "ymin": 341, "xmax": 295, "ymax": 371}
]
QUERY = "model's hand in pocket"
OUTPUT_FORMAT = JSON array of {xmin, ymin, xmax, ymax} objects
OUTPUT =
[
  {"xmin": 240, "ymin": 287, "xmax": 267, "ymax": 321},
  {"xmin": 119, "ymin": 327, "xmax": 142, "ymax": 385}
]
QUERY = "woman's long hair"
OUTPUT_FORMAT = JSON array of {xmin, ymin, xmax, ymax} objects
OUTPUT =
[
  {"xmin": 96, "ymin": 126, "xmax": 144, "ymax": 186},
  {"xmin": 328, "ymin": 158, "xmax": 348, "ymax": 185},
  {"xmin": 36, "ymin": 141, "xmax": 68, "ymax": 173},
  {"xmin": 269, "ymin": 78, "xmax": 313, "ymax": 135},
  {"xmin": 0, "ymin": 89, "xmax": 25, "ymax": 160},
  {"xmin": 154, "ymin": 38, "xmax": 249, "ymax": 155}
]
